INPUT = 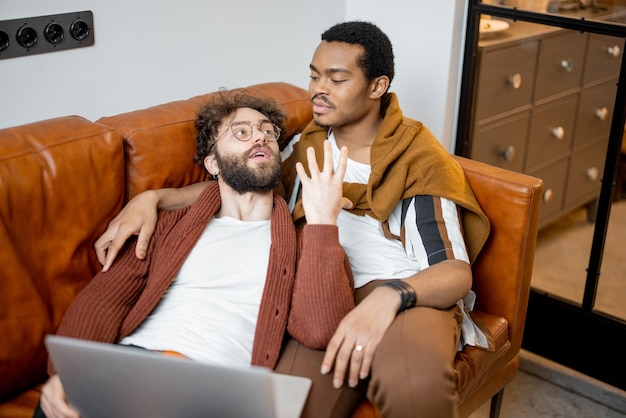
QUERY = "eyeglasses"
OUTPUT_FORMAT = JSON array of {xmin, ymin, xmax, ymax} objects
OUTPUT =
[{"xmin": 219, "ymin": 121, "xmax": 282, "ymax": 143}]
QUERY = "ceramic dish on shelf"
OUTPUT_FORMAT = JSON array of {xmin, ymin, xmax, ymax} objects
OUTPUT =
[{"xmin": 479, "ymin": 18, "xmax": 510, "ymax": 38}]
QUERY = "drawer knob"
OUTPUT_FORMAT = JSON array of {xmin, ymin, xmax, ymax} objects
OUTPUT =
[
  {"xmin": 586, "ymin": 167, "xmax": 599, "ymax": 181},
  {"xmin": 500, "ymin": 145, "xmax": 516, "ymax": 162},
  {"xmin": 508, "ymin": 73, "xmax": 522, "ymax": 89},
  {"xmin": 543, "ymin": 188, "xmax": 554, "ymax": 203},
  {"xmin": 596, "ymin": 107, "xmax": 609, "ymax": 121},
  {"xmin": 551, "ymin": 126, "xmax": 565, "ymax": 140},
  {"xmin": 560, "ymin": 59, "xmax": 574, "ymax": 73},
  {"xmin": 608, "ymin": 45, "xmax": 621, "ymax": 58}
]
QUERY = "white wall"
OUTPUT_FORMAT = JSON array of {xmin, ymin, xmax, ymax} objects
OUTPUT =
[
  {"xmin": 0, "ymin": 0, "xmax": 467, "ymax": 151},
  {"xmin": 0, "ymin": 0, "xmax": 342, "ymax": 128},
  {"xmin": 346, "ymin": 0, "xmax": 468, "ymax": 151}
]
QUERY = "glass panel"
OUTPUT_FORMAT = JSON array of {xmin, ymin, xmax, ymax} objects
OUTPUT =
[
  {"xmin": 480, "ymin": 0, "xmax": 626, "ymax": 27},
  {"xmin": 529, "ymin": 19, "xmax": 619, "ymax": 307},
  {"xmin": 482, "ymin": 0, "xmax": 552, "ymax": 13},
  {"xmin": 594, "ymin": 146, "xmax": 626, "ymax": 321},
  {"xmin": 532, "ymin": 208, "xmax": 593, "ymax": 305},
  {"xmin": 471, "ymin": 14, "xmax": 623, "ymax": 310}
]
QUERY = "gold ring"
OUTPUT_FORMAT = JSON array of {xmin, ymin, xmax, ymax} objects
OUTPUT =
[{"xmin": 355, "ymin": 345, "xmax": 363, "ymax": 352}]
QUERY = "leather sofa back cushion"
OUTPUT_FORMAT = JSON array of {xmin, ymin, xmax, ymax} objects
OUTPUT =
[
  {"xmin": 97, "ymin": 82, "xmax": 312, "ymax": 200},
  {"xmin": 0, "ymin": 116, "xmax": 125, "ymax": 398}
]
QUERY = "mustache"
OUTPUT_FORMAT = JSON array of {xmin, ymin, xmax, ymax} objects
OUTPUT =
[{"xmin": 311, "ymin": 94, "xmax": 335, "ymax": 108}]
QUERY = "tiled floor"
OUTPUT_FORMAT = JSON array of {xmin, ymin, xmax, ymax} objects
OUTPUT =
[{"xmin": 469, "ymin": 350, "xmax": 626, "ymax": 418}]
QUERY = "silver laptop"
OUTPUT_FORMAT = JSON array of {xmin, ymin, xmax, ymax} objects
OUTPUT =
[{"xmin": 45, "ymin": 335, "xmax": 311, "ymax": 418}]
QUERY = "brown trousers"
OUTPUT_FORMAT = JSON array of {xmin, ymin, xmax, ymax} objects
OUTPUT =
[{"xmin": 276, "ymin": 281, "xmax": 463, "ymax": 418}]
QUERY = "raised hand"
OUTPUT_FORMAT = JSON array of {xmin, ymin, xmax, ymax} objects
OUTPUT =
[{"xmin": 295, "ymin": 140, "xmax": 350, "ymax": 225}]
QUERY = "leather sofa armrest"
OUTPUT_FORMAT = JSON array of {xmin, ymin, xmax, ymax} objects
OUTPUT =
[{"xmin": 454, "ymin": 156, "xmax": 544, "ymax": 353}]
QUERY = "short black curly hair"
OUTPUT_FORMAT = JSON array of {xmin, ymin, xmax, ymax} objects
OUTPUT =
[
  {"xmin": 321, "ymin": 21, "xmax": 395, "ymax": 86},
  {"xmin": 194, "ymin": 90, "xmax": 285, "ymax": 166}
]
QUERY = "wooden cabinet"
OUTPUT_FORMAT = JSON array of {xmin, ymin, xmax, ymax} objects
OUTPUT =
[
  {"xmin": 534, "ymin": 31, "xmax": 585, "ymax": 101},
  {"xmin": 468, "ymin": 21, "xmax": 623, "ymax": 227},
  {"xmin": 525, "ymin": 94, "xmax": 577, "ymax": 169},
  {"xmin": 474, "ymin": 38, "xmax": 538, "ymax": 121}
]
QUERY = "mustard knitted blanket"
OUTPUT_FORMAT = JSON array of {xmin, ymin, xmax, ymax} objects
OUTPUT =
[{"xmin": 282, "ymin": 93, "xmax": 490, "ymax": 263}]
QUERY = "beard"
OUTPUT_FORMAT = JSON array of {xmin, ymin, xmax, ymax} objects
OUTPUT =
[{"xmin": 215, "ymin": 146, "xmax": 282, "ymax": 194}]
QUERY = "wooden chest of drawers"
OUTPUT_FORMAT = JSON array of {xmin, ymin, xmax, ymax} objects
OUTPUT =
[{"xmin": 468, "ymin": 20, "xmax": 623, "ymax": 227}]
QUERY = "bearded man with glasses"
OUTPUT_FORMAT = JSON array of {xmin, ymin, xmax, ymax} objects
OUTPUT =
[{"xmin": 34, "ymin": 92, "xmax": 355, "ymax": 418}]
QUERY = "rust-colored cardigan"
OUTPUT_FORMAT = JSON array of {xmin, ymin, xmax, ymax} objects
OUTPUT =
[{"xmin": 51, "ymin": 182, "xmax": 354, "ymax": 373}]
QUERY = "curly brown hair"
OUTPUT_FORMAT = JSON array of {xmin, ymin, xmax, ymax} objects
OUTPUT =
[{"xmin": 194, "ymin": 90, "xmax": 286, "ymax": 166}]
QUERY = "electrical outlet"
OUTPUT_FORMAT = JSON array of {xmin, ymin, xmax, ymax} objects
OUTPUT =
[{"xmin": 0, "ymin": 11, "xmax": 94, "ymax": 60}]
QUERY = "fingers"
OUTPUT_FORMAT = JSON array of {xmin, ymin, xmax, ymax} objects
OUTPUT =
[
  {"xmin": 136, "ymin": 222, "xmax": 156, "ymax": 260},
  {"xmin": 334, "ymin": 143, "xmax": 348, "ymax": 180},
  {"xmin": 296, "ymin": 140, "xmax": 349, "ymax": 225},
  {"xmin": 358, "ymin": 344, "xmax": 374, "ymax": 380},
  {"xmin": 337, "ymin": 340, "xmax": 372, "ymax": 388},
  {"xmin": 294, "ymin": 161, "xmax": 307, "ymax": 182},
  {"xmin": 321, "ymin": 140, "xmax": 334, "ymax": 177},
  {"xmin": 318, "ymin": 140, "xmax": 347, "ymax": 183},
  {"xmin": 349, "ymin": 343, "xmax": 374, "ymax": 385},
  {"xmin": 321, "ymin": 330, "xmax": 351, "ymax": 388},
  {"xmin": 40, "ymin": 375, "xmax": 80, "ymax": 418},
  {"xmin": 96, "ymin": 193, "xmax": 160, "ymax": 271},
  {"xmin": 321, "ymin": 298, "xmax": 395, "ymax": 389},
  {"xmin": 100, "ymin": 243, "xmax": 119, "ymax": 272},
  {"xmin": 94, "ymin": 226, "xmax": 117, "ymax": 266},
  {"xmin": 347, "ymin": 344, "xmax": 365, "ymax": 388},
  {"xmin": 321, "ymin": 324, "xmax": 372, "ymax": 389},
  {"xmin": 95, "ymin": 215, "xmax": 133, "ymax": 272},
  {"xmin": 297, "ymin": 140, "xmax": 346, "ymax": 180},
  {"xmin": 321, "ymin": 331, "xmax": 342, "ymax": 376},
  {"xmin": 325, "ymin": 340, "xmax": 371, "ymax": 389},
  {"xmin": 293, "ymin": 143, "xmax": 322, "ymax": 182},
  {"xmin": 307, "ymin": 143, "xmax": 323, "ymax": 177},
  {"xmin": 100, "ymin": 229, "xmax": 128, "ymax": 272}
]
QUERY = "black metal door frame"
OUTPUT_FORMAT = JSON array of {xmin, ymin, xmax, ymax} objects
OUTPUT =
[{"xmin": 456, "ymin": 1, "xmax": 626, "ymax": 391}]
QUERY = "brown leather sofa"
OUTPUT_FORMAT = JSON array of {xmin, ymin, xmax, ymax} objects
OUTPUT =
[{"xmin": 0, "ymin": 82, "xmax": 543, "ymax": 418}]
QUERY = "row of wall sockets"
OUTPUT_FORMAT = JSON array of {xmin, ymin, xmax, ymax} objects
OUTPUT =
[{"xmin": 0, "ymin": 11, "xmax": 94, "ymax": 60}]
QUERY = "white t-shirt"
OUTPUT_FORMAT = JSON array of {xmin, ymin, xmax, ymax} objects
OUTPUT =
[
  {"xmin": 285, "ymin": 132, "xmax": 490, "ymax": 349},
  {"xmin": 286, "ymin": 133, "xmax": 469, "ymax": 288},
  {"xmin": 120, "ymin": 216, "xmax": 271, "ymax": 368}
]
